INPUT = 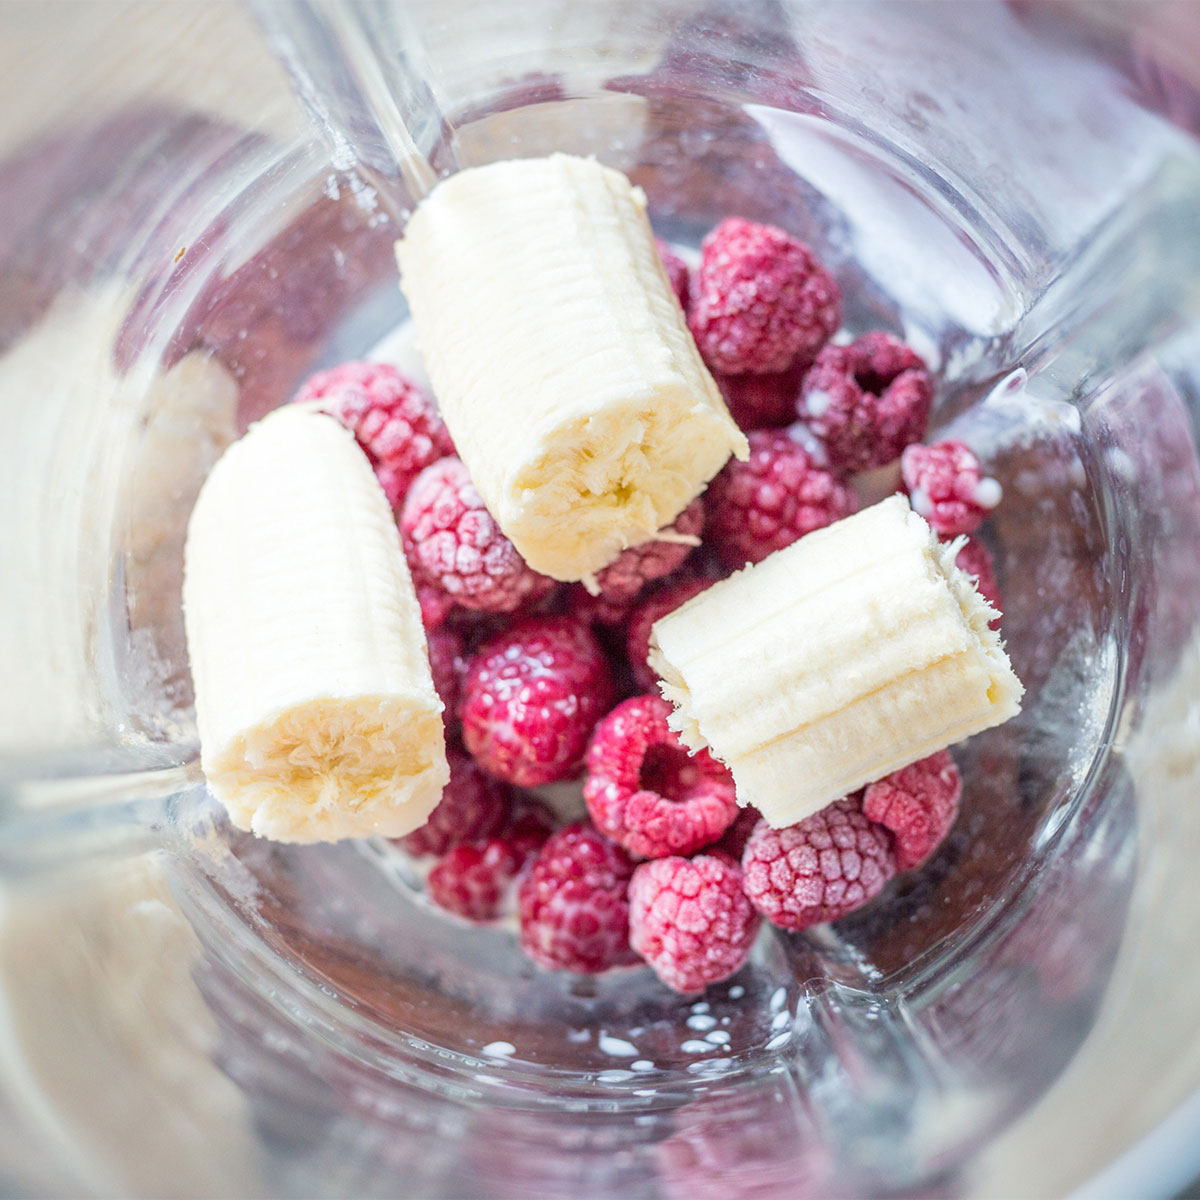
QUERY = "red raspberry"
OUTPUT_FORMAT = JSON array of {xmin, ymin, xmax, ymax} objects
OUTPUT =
[
  {"xmin": 294, "ymin": 361, "xmax": 454, "ymax": 508},
  {"xmin": 953, "ymin": 535, "xmax": 1003, "ymax": 625},
  {"xmin": 415, "ymin": 579, "xmax": 456, "ymax": 631},
  {"xmin": 688, "ymin": 218, "xmax": 840, "ymax": 376},
  {"xmin": 716, "ymin": 365, "xmax": 805, "ymax": 431},
  {"xmin": 656, "ymin": 238, "xmax": 691, "ymax": 309},
  {"xmin": 518, "ymin": 823, "xmax": 639, "ymax": 972},
  {"xmin": 427, "ymin": 836, "xmax": 537, "ymax": 921},
  {"xmin": 741, "ymin": 799, "xmax": 896, "ymax": 930},
  {"xmin": 568, "ymin": 584, "xmax": 638, "ymax": 628},
  {"xmin": 901, "ymin": 439, "xmax": 1001, "ymax": 537},
  {"xmin": 799, "ymin": 332, "xmax": 933, "ymax": 472},
  {"xmin": 861, "ymin": 750, "xmax": 962, "ymax": 872},
  {"xmin": 399, "ymin": 748, "xmax": 511, "ymax": 858},
  {"xmin": 425, "ymin": 623, "xmax": 465, "ymax": 721},
  {"xmin": 502, "ymin": 795, "xmax": 559, "ymax": 845},
  {"xmin": 590, "ymin": 498, "xmax": 704, "ymax": 603},
  {"xmin": 705, "ymin": 429, "xmax": 857, "ymax": 567},
  {"xmin": 401, "ymin": 457, "xmax": 552, "ymax": 613},
  {"xmin": 584, "ymin": 694, "xmax": 738, "ymax": 859},
  {"xmin": 710, "ymin": 804, "xmax": 763, "ymax": 859},
  {"xmin": 460, "ymin": 616, "xmax": 616, "ymax": 787},
  {"xmin": 628, "ymin": 854, "xmax": 760, "ymax": 993},
  {"xmin": 625, "ymin": 574, "xmax": 713, "ymax": 692}
]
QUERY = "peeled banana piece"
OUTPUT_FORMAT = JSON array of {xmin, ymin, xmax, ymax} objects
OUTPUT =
[
  {"xmin": 182, "ymin": 406, "xmax": 449, "ymax": 843},
  {"xmin": 649, "ymin": 495, "xmax": 1022, "ymax": 828},
  {"xmin": 395, "ymin": 153, "xmax": 747, "ymax": 583}
]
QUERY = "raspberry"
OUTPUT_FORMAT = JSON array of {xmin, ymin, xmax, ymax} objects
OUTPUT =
[
  {"xmin": 460, "ymin": 616, "xmax": 616, "ymax": 787},
  {"xmin": 625, "ymin": 574, "xmax": 713, "ymax": 692},
  {"xmin": 399, "ymin": 748, "xmax": 511, "ymax": 858},
  {"xmin": 425, "ymin": 623, "xmax": 465, "ymax": 721},
  {"xmin": 799, "ymin": 332, "xmax": 933, "ymax": 472},
  {"xmin": 401, "ymin": 457, "xmax": 552, "ymax": 613},
  {"xmin": 584, "ymin": 695, "xmax": 738, "ymax": 859},
  {"xmin": 688, "ymin": 218, "xmax": 840, "ymax": 376},
  {"xmin": 568, "ymin": 584, "xmax": 638, "ymax": 628},
  {"xmin": 628, "ymin": 854, "xmax": 760, "ymax": 993},
  {"xmin": 710, "ymin": 804, "xmax": 763, "ymax": 858},
  {"xmin": 741, "ymin": 799, "xmax": 896, "ymax": 930},
  {"xmin": 656, "ymin": 238, "xmax": 691, "ymax": 309},
  {"xmin": 953, "ymin": 536, "xmax": 1003, "ymax": 624},
  {"xmin": 704, "ymin": 429, "xmax": 857, "ymax": 567},
  {"xmin": 862, "ymin": 750, "xmax": 962, "ymax": 873},
  {"xmin": 502, "ymin": 795, "xmax": 559, "ymax": 845},
  {"xmin": 416, "ymin": 579, "xmax": 456, "ymax": 631},
  {"xmin": 716, "ymin": 365, "xmax": 805, "ymax": 431},
  {"xmin": 518, "ymin": 823, "xmax": 639, "ymax": 972},
  {"xmin": 901, "ymin": 439, "xmax": 1000, "ymax": 537},
  {"xmin": 590, "ymin": 499, "xmax": 704, "ymax": 603},
  {"xmin": 427, "ymin": 836, "xmax": 537, "ymax": 922},
  {"xmin": 294, "ymin": 361, "xmax": 454, "ymax": 508}
]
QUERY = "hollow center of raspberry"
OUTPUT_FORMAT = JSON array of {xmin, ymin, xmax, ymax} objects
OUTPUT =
[
  {"xmin": 854, "ymin": 368, "xmax": 893, "ymax": 395},
  {"xmin": 639, "ymin": 742, "xmax": 699, "ymax": 803}
]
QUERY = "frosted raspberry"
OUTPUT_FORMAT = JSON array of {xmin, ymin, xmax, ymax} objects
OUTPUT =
[
  {"xmin": 427, "ymin": 836, "xmax": 537, "ymax": 921},
  {"xmin": 742, "ymin": 799, "xmax": 896, "ymax": 930},
  {"xmin": 954, "ymin": 536, "xmax": 1003, "ymax": 624},
  {"xmin": 584, "ymin": 695, "xmax": 737, "ymax": 859},
  {"xmin": 716, "ymin": 365, "xmax": 805, "ymax": 431},
  {"xmin": 901, "ymin": 439, "xmax": 1000, "ymax": 536},
  {"xmin": 294, "ymin": 361, "xmax": 454, "ymax": 508},
  {"xmin": 625, "ymin": 574, "xmax": 712, "ymax": 692},
  {"xmin": 711, "ymin": 805, "xmax": 763, "ymax": 859},
  {"xmin": 590, "ymin": 499, "xmax": 704, "ymax": 604},
  {"xmin": 862, "ymin": 750, "xmax": 962, "ymax": 872},
  {"xmin": 460, "ymin": 616, "xmax": 616, "ymax": 787},
  {"xmin": 705, "ymin": 429, "xmax": 857, "ymax": 567},
  {"xmin": 628, "ymin": 854, "xmax": 760, "ymax": 993},
  {"xmin": 416, "ymin": 579, "xmax": 456, "ymax": 631},
  {"xmin": 688, "ymin": 218, "xmax": 840, "ymax": 375},
  {"xmin": 569, "ymin": 584, "xmax": 638, "ymax": 628},
  {"xmin": 399, "ymin": 748, "xmax": 511, "ymax": 858},
  {"xmin": 425, "ymin": 623, "xmax": 465, "ymax": 720},
  {"xmin": 656, "ymin": 238, "xmax": 691, "ymax": 309},
  {"xmin": 518, "ymin": 823, "xmax": 639, "ymax": 972},
  {"xmin": 799, "ymin": 332, "xmax": 933, "ymax": 472},
  {"xmin": 401, "ymin": 457, "xmax": 552, "ymax": 613}
]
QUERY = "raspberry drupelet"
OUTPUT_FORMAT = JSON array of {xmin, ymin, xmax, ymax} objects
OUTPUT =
[
  {"xmin": 584, "ymin": 694, "xmax": 738, "ymax": 859},
  {"xmin": 459, "ymin": 615, "xmax": 616, "ymax": 787},
  {"xmin": 401, "ymin": 457, "xmax": 553, "ymax": 613},
  {"xmin": 900, "ymin": 439, "xmax": 1001, "ymax": 537},
  {"xmin": 399, "ymin": 747, "xmax": 510, "ymax": 858},
  {"xmin": 741, "ymin": 799, "xmax": 897, "ymax": 930},
  {"xmin": 953, "ymin": 536, "xmax": 1003, "ymax": 626},
  {"xmin": 518, "ymin": 823, "xmax": 640, "ymax": 973},
  {"xmin": 799, "ymin": 332, "xmax": 933, "ymax": 473},
  {"xmin": 293, "ymin": 360, "xmax": 454, "ymax": 509},
  {"xmin": 655, "ymin": 238, "xmax": 691, "ymax": 310},
  {"xmin": 704, "ymin": 428, "xmax": 858, "ymax": 567},
  {"xmin": 628, "ymin": 854, "xmax": 760, "ymax": 993},
  {"xmin": 588, "ymin": 498, "xmax": 705, "ymax": 604},
  {"xmin": 688, "ymin": 218, "xmax": 841, "ymax": 376},
  {"xmin": 625, "ymin": 574, "xmax": 713, "ymax": 692},
  {"xmin": 862, "ymin": 750, "xmax": 963, "ymax": 872}
]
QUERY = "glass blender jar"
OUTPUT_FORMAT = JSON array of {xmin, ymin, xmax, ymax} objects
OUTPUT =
[{"xmin": 2, "ymin": 1, "xmax": 1200, "ymax": 1195}]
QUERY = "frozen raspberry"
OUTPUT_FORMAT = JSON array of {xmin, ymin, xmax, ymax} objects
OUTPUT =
[
  {"xmin": 688, "ymin": 218, "xmax": 840, "ymax": 376},
  {"xmin": 628, "ymin": 854, "xmax": 760, "ymax": 993},
  {"xmin": 742, "ymin": 799, "xmax": 896, "ymax": 930},
  {"xmin": 502, "ymin": 795, "xmax": 559, "ymax": 845},
  {"xmin": 399, "ymin": 748, "xmax": 511, "ymax": 858},
  {"xmin": 416, "ymin": 579, "xmax": 456, "ymax": 631},
  {"xmin": 294, "ymin": 361, "xmax": 454, "ymax": 508},
  {"xmin": 568, "ymin": 584, "xmax": 638, "ymax": 628},
  {"xmin": 590, "ymin": 499, "xmax": 704, "ymax": 603},
  {"xmin": 425, "ymin": 623, "xmax": 465, "ymax": 720},
  {"xmin": 428, "ymin": 835, "xmax": 539, "ymax": 922},
  {"xmin": 862, "ymin": 750, "xmax": 962, "ymax": 872},
  {"xmin": 460, "ymin": 616, "xmax": 616, "ymax": 786},
  {"xmin": 901, "ymin": 439, "xmax": 1000, "ymax": 537},
  {"xmin": 716, "ymin": 365, "xmax": 805, "ymax": 431},
  {"xmin": 656, "ymin": 238, "xmax": 691, "ymax": 309},
  {"xmin": 705, "ymin": 429, "xmax": 857, "ymax": 567},
  {"xmin": 518, "ymin": 823, "xmax": 639, "ymax": 972},
  {"xmin": 625, "ymin": 574, "xmax": 712, "ymax": 692},
  {"xmin": 799, "ymin": 332, "xmax": 933, "ymax": 472},
  {"xmin": 711, "ymin": 805, "xmax": 763, "ymax": 859},
  {"xmin": 584, "ymin": 695, "xmax": 738, "ymax": 859},
  {"xmin": 401, "ymin": 457, "xmax": 552, "ymax": 613},
  {"xmin": 953, "ymin": 536, "xmax": 1003, "ymax": 624}
]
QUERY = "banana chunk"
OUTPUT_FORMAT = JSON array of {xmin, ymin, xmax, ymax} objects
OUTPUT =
[
  {"xmin": 183, "ymin": 407, "xmax": 449, "ymax": 843},
  {"xmin": 396, "ymin": 153, "xmax": 747, "ymax": 582},
  {"xmin": 649, "ymin": 495, "xmax": 1022, "ymax": 828}
]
